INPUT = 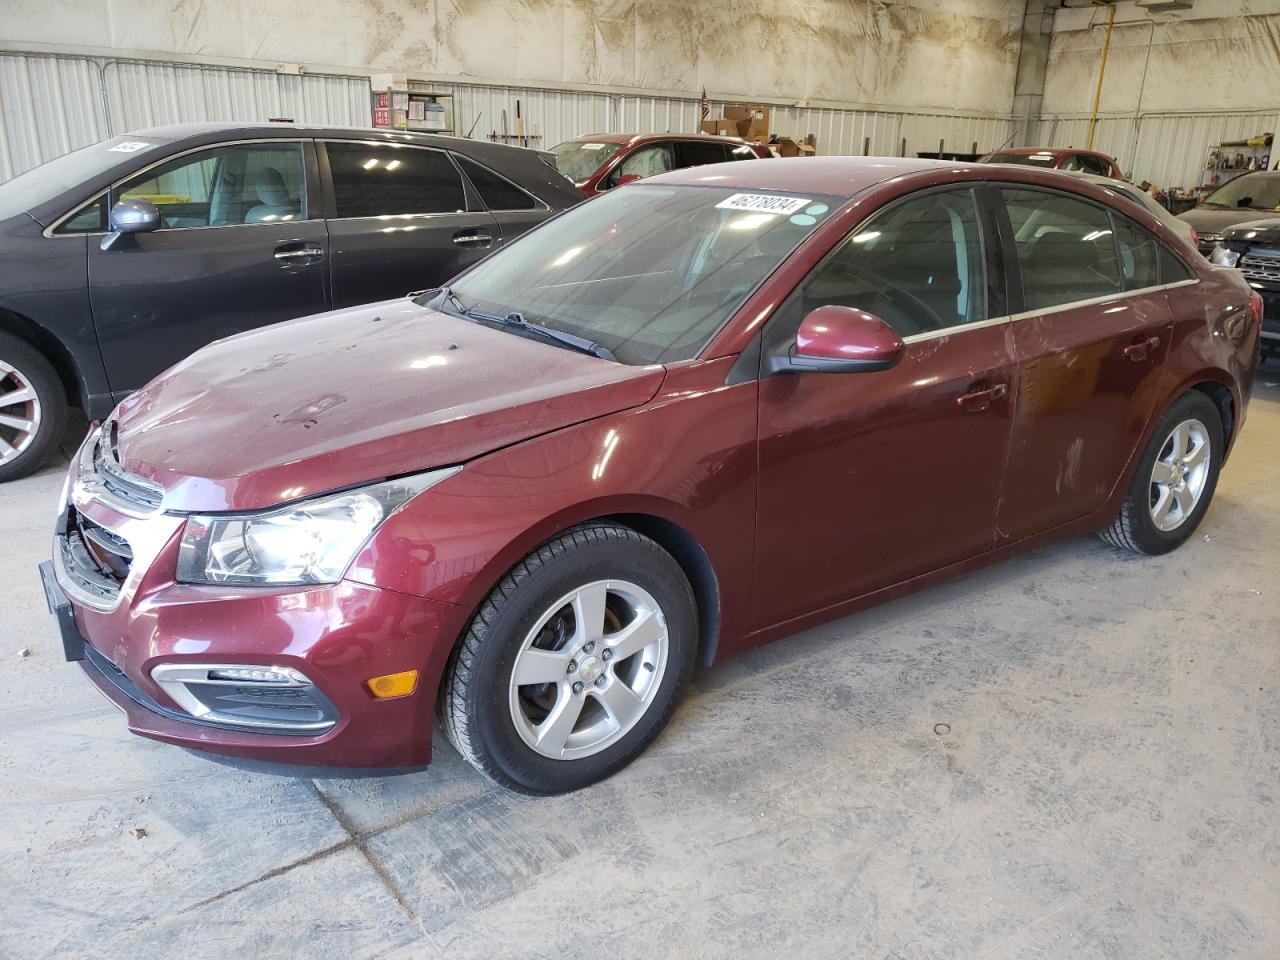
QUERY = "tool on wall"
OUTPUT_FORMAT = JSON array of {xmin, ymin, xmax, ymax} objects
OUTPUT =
[{"xmin": 515, "ymin": 99, "xmax": 524, "ymax": 147}]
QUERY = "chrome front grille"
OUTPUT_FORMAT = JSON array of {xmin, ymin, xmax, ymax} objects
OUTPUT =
[
  {"xmin": 93, "ymin": 423, "xmax": 164, "ymax": 512},
  {"xmin": 1239, "ymin": 254, "xmax": 1280, "ymax": 287}
]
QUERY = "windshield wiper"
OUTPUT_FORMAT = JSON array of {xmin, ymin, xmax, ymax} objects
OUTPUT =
[
  {"xmin": 425, "ymin": 288, "xmax": 615, "ymax": 361},
  {"xmin": 465, "ymin": 307, "xmax": 616, "ymax": 361}
]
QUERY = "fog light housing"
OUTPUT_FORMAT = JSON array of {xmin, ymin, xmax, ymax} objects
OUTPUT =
[
  {"xmin": 366, "ymin": 670, "xmax": 418, "ymax": 699},
  {"xmin": 151, "ymin": 663, "xmax": 339, "ymax": 733}
]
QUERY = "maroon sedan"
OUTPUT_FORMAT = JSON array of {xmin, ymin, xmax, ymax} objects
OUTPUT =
[
  {"xmin": 552, "ymin": 133, "xmax": 769, "ymax": 196},
  {"xmin": 43, "ymin": 157, "xmax": 1260, "ymax": 794},
  {"xmin": 983, "ymin": 147, "xmax": 1124, "ymax": 179}
]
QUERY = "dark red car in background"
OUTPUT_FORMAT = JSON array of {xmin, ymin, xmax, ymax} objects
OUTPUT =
[
  {"xmin": 552, "ymin": 133, "xmax": 769, "ymax": 195},
  {"xmin": 983, "ymin": 146, "xmax": 1124, "ymax": 179},
  {"xmin": 43, "ymin": 157, "xmax": 1259, "ymax": 795}
]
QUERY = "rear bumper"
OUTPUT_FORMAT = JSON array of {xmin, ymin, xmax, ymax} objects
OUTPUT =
[{"xmin": 42, "ymin": 558, "xmax": 461, "ymax": 769}]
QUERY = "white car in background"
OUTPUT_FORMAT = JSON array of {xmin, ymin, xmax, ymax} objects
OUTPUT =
[{"xmin": 1059, "ymin": 170, "xmax": 1199, "ymax": 246}]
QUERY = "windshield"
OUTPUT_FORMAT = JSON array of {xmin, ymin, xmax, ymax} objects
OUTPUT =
[
  {"xmin": 551, "ymin": 141, "xmax": 624, "ymax": 183},
  {"xmin": 983, "ymin": 152, "xmax": 1057, "ymax": 168},
  {"xmin": 440, "ymin": 184, "xmax": 839, "ymax": 365},
  {"xmin": 0, "ymin": 136, "xmax": 170, "ymax": 222},
  {"xmin": 1201, "ymin": 172, "xmax": 1280, "ymax": 211}
]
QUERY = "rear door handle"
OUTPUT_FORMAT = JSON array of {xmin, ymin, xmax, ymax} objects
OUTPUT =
[
  {"xmin": 273, "ymin": 241, "xmax": 324, "ymax": 266},
  {"xmin": 452, "ymin": 229, "xmax": 494, "ymax": 248},
  {"xmin": 956, "ymin": 382, "xmax": 1008, "ymax": 413},
  {"xmin": 1123, "ymin": 335, "xmax": 1161, "ymax": 361}
]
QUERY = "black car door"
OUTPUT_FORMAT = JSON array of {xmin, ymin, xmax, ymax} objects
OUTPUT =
[
  {"xmin": 87, "ymin": 140, "xmax": 329, "ymax": 395},
  {"xmin": 320, "ymin": 140, "xmax": 501, "ymax": 308}
]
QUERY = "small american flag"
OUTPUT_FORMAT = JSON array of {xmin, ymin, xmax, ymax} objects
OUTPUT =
[{"xmin": 700, "ymin": 87, "xmax": 709, "ymax": 122}]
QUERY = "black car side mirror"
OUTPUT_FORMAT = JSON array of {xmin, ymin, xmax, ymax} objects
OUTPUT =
[{"xmin": 101, "ymin": 198, "xmax": 160, "ymax": 251}]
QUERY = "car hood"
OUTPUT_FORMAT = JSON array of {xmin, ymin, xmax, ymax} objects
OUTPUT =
[
  {"xmin": 1223, "ymin": 216, "xmax": 1280, "ymax": 244},
  {"xmin": 1177, "ymin": 205, "xmax": 1278, "ymax": 236},
  {"xmin": 112, "ymin": 297, "xmax": 665, "ymax": 512}
]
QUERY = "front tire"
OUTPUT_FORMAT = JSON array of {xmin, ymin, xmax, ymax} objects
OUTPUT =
[
  {"xmin": 440, "ymin": 523, "xmax": 697, "ymax": 794},
  {"xmin": 0, "ymin": 332, "xmax": 67, "ymax": 483},
  {"xmin": 1099, "ymin": 390, "xmax": 1223, "ymax": 555}
]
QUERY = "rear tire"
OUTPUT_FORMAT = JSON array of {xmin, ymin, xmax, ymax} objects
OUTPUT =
[
  {"xmin": 0, "ymin": 332, "xmax": 67, "ymax": 483},
  {"xmin": 440, "ymin": 523, "xmax": 697, "ymax": 795},
  {"xmin": 1098, "ymin": 390, "xmax": 1223, "ymax": 555}
]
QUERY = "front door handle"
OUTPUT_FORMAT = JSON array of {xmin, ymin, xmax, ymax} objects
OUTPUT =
[
  {"xmin": 1123, "ymin": 335, "xmax": 1161, "ymax": 361},
  {"xmin": 273, "ymin": 241, "xmax": 324, "ymax": 266},
  {"xmin": 452, "ymin": 229, "xmax": 494, "ymax": 248},
  {"xmin": 956, "ymin": 382, "xmax": 1008, "ymax": 413}
]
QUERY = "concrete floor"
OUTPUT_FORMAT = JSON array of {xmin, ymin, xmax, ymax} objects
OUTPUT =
[{"xmin": 2, "ymin": 375, "xmax": 1278, "ymax": 960}]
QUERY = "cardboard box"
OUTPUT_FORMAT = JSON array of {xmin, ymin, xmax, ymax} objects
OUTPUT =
[
  {"xmin": 702, "ymin": 117, "xmax": 741, "ymax": 138},
  {"xmin": 772, "ymin": 137, "xmax": 816, "ymax": 157},
  {"xmin": 723, "ymin": 104, "xmax": 770, "ymax": 141}
]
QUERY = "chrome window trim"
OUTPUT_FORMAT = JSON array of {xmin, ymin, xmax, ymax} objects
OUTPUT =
[
  {"xmin": 900, "ymin": 278, "xmax": 1199, "ymax": 345},
  {"xmin": 43, "ymin": 137, "xmax": 313, "ymax": 238}
]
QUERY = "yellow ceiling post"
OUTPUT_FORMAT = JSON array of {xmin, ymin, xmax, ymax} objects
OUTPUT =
[{"xmin": 1087, "ymin": 1, "xmax": 1117, "ymax": 151}]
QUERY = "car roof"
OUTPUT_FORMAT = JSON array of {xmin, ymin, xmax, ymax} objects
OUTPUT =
[
  {"xmin": 994, "ymin": 147, "xmax": 1109, "ymax": 158},
  {"xmin": 123, "ymin": 120, "xmax": 525, "ymax": 149},
  {"xmin": 563, "ymin": 132, "xmax": 752, "ymax": 147},
  {"xmin": 647, "ymin": 156, "xmax": 967, "ymax": 199}
]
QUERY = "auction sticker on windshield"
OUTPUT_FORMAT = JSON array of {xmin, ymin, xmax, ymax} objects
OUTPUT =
[
  {"xmin": 715, "ymin": 193, "xmax": 810, "ymax": 215},
  {"xmin": 109, "ymin": 141, "xmax": 153, "ymax": 153}
]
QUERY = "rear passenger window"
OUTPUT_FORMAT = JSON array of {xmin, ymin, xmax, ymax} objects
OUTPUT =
[
  {"xmin": 1112, "ymin": 216, "xmax": 1159, "ymax": 290},
  {"xmin": 1160, "ymin": 246, "xmax": 1195, "ymax": 284},
  {"xmin": 1002, "ymin": 188, "xmax": 1123, "ymax": 311},
  {"xmin": 326, "ymin": 142, "xmax": 465, "ymax": 218},
  {"xmin": 793, "ymin": 189, "xmax": 986, "ymax": 338},
  {"xmin": 676, "ymin": 141, "xmax": 731, "ymax": 168},
  {"xmin": 456, "ymin": 156, "xmax": 538, "ymax": 210}
]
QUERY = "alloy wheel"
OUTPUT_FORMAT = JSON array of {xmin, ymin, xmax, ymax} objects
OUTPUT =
[
  {"xmin": 508, "ymin": 579, "xmax": 669, "ymax": 760},
  {"xmin": 0, "ymin": 359, "xmax": 42, "ymax": 467},
  {"xmin": 1149, "ymin": 417, "xmax": 1210, "ymax": 532}
]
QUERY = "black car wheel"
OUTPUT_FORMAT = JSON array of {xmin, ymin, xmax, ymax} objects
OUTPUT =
[
  {"xmin": 1099, "ymin": 391, "xmax": 1224, "ymax": 555},
  {"xmin": 440, "ymin": 523, "xmax": 697, "ymax": 794}
]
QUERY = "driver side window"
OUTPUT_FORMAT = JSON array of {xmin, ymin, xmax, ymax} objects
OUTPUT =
[
  {"xmin": 792, "ymin": 189, "xmax": 987, "ymax": 338},
  {"xmin": 608, "ymin": 144, "xmax": 673, "ymax": 187},
  {"xmin": 113, "ymin": 143, "xmax": 307, "ymax": 229}
]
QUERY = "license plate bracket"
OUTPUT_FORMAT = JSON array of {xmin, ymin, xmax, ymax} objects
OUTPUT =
[{"xmin": 38, "ymin": 560, "xmax": 85, "ymax": 662}]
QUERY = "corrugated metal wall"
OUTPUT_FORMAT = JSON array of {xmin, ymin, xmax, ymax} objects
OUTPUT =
[
  {"xmin": 420, "ymin": 81, "xmax": 1017, "ymax": 160},
  {"xmin": 0, "ymin": 52, "xmax": 370, "ymax": 182},
  {"xmin": 1035, "ymin": 111, "xmax": 1280, "ymax": 191},
  {"xmin": 0, "ymin": 50, "xmax": 1020, "ymax": 184}
]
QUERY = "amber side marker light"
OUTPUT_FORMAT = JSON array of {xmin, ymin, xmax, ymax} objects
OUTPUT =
[{"xmin": 366, "ymin": 670, "xmax": 419, "ymax": 699}]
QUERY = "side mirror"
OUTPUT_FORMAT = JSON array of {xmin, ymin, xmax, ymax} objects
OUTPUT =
[
  {"xmin": 100, "ymin": 198, "xmax": 160, "ymax": 251},
  {"xmin": 768, "ymin": 305, "xmax": 905, "ymax": 375},
  {"xmin": 615, "ymin": 172, "xmax": 643, "ymax": 186}
]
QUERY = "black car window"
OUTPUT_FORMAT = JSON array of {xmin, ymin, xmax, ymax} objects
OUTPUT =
[
  {"xmin": 56, "ymin": 196, "xmax": 107, "ymax": 234},
  {"xmin": 676, "ymin": 141, "xmax": 732, "ymax": 168},
  {"xmin": 1159, "ymin": 246, "xmax": 1195, "ymax": 284},
  {"xmin": 1079, "ymin": 155, "xmax": 1111, "ymax": 177},
  {"xmin": 325, "ymin": 142, "xmax": 465, "ymax": 218},
  {"xmin": 114, "ymin": 143, "xmax": 307, "ymax": 228},
  {"xmin": 1111, "ymin": 215, "xmax": 1159, "ymax": 290},
  {"xmin": 1002, "ymin": 188, "xmax": 1123, "ymax": 311},
  {"xmin": 456, "ymin": 155, "xmax": 538, "ymax": 211},
  {"xmin": 791, "ymin": 188, "xmax": 986, "ymax": 338}
]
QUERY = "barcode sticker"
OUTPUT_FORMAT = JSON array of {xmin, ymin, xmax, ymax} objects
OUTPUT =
[
  {"xmin": 715, "ymin": 193, "xmax": 810, "ymax": 215},
  {"xmin": 109, "ymin": 141, "xmax": 152, "ymax": 153}
]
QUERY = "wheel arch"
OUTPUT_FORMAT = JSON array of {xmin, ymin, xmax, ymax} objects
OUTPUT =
[
  {"xmin": 1188, "ymin": 379, "xmax": 1235, "ymax": 451},
  {"xmin": 0, "ymin": 307, "xmax": 88, "ymax": 411},
  {"xmin": 431, "ymin": 497, "xmax": 726, "ymax": 682}
]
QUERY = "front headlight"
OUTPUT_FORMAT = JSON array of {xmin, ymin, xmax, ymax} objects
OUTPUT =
[
  {"xmin": 176, "ymin": 467, "xmax": 459, "ymax": 586},
  {"xmin": 1209, "ymin": 244, "xmax": 1242, "ymax": 268}
]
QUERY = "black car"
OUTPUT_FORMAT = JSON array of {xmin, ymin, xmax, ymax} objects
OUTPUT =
[
  {"xmin": 1178, "ymin": 170, "xmax": 1280, "ymax": 256},
  {"xmin": 0, "ymin": 122, "xmax": 582, "ymax": 480},
  {"xmin": 1211, "ymin": 217, "xmax": 1280, "ymax": 359}
]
